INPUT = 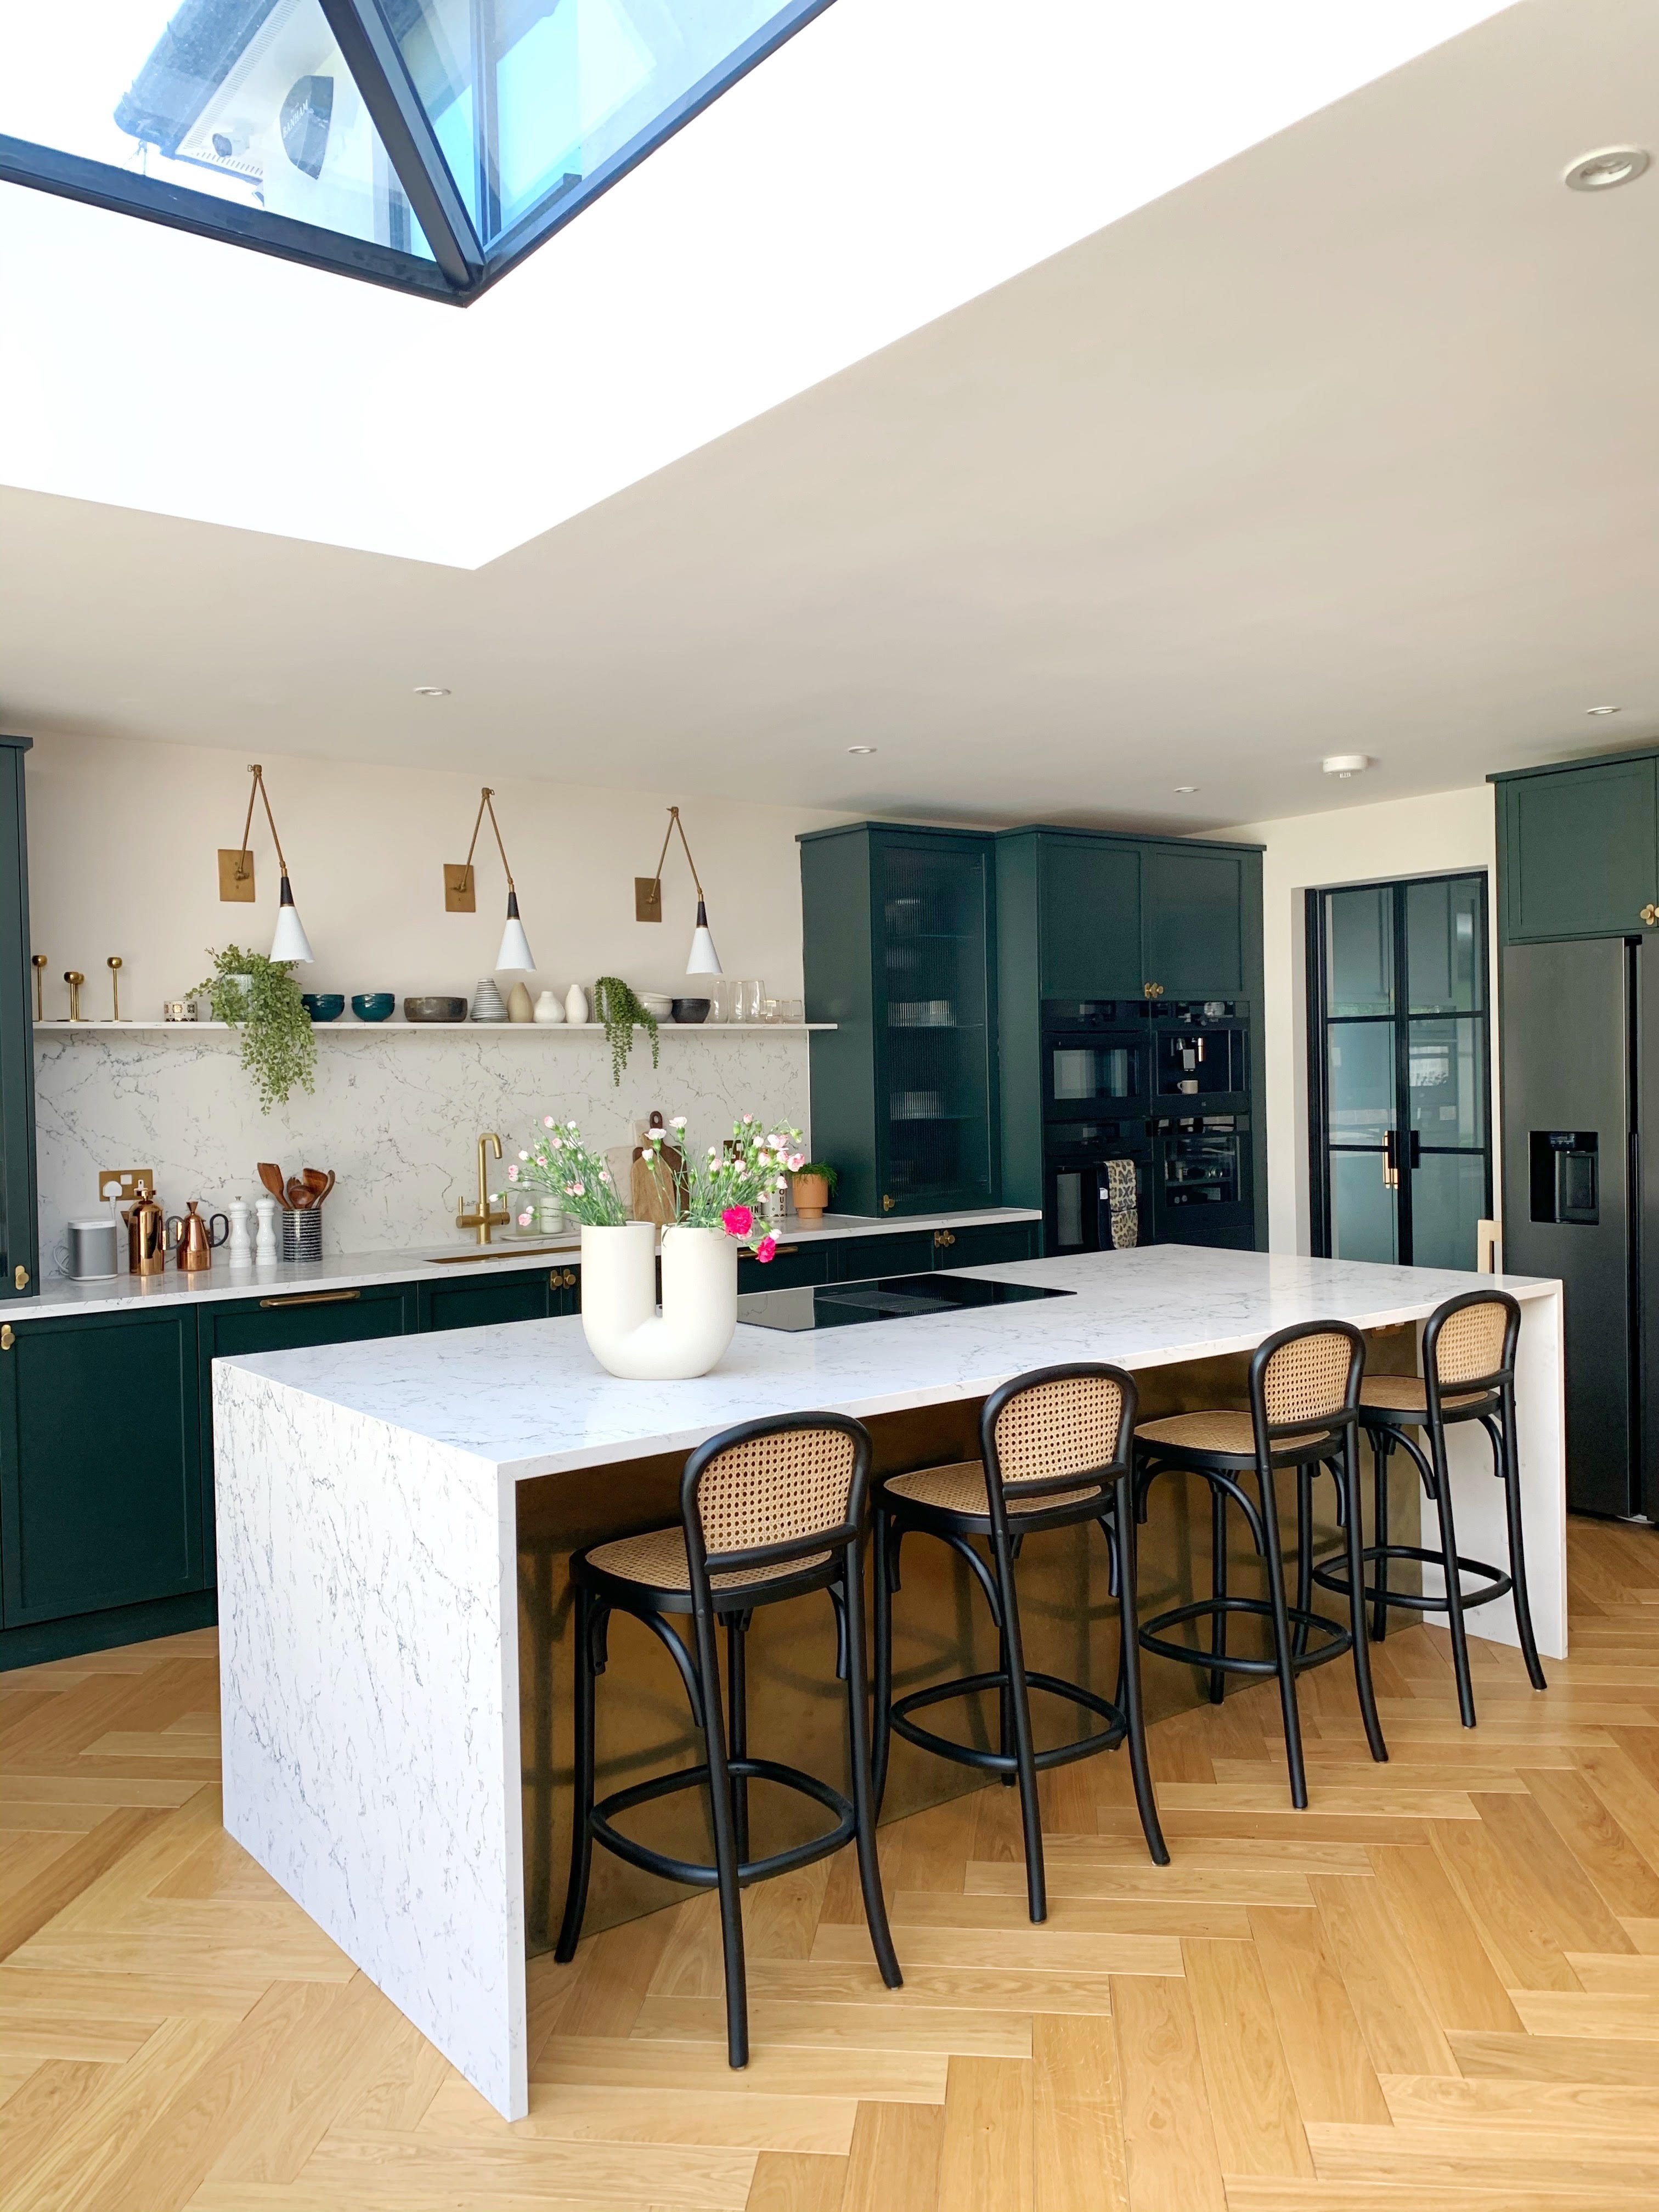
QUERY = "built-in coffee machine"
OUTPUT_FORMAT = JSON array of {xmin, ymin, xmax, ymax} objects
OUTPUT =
[{"xmin": 1041, "ymin": 998, "xmax": 1255, "ymax": 1254}]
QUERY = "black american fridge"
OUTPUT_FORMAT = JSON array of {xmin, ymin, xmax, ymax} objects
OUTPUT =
[{"xmin": 1503, "ymin": 934, "xmax": 1659, "ymax": 1517}]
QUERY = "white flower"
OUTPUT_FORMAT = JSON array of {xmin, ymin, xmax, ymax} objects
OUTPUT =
[
  {"xmin": 708, "ymin": 1146, "xmax": 719, "ymax": 1158},
  {"xmin": 599, "ymin": 1169, "xmax": 612, "ymax": 1185},
  {"xmin": 568, "ymin": 1119, "xmax": 578, "ymax": 1128},
  {"xmin": 742, "ymin": 1114, "xmax": 754, "ymax": 1125},
  {"xmin": 543, "ymin": 1115, "xmax": 555, "ymax": 1127},
  {"xmin": 775, "ymin": 1175, "xmax": 786, "ymax": 1189},
  {"xmin": 672, "ymin": 1115, "xmax": 687, "ymax": 1129},
  {"xmin": 518, "ymin": 1150, "xmax": 528, "ymax": 1161}
]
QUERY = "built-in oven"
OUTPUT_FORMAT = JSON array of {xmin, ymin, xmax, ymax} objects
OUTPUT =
[
  {"xmin": 1152, "ymin": 1115, "xmax": 1254, "ymax": 1248},
  {"xmin": 1150, "ymin": 1000, "xmax": 1250, "ymax": 1110},
  {"xmin": 1042, "ymin": 1002, "xmax": 1151, "ymax": 1121},
  {"xmin": 1043, "ymin": 1120, "xmax": 1151, "ymax": 1254}
]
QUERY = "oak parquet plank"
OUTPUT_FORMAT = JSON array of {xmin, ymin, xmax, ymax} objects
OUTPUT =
[
  {"xmin": 0, "ymin": 1806, "xmax": 167, "ymax": 1963},
  {"xmin": 1429, "ymin": 1818, "xmax": 1588, "ymax": 1992},
  {"xmin": 1182, "ymin": 1938, "xmax": 1311, "ymax": 2179},
  {"xmin": 557, "ymin": 1909, "xmax": 674, "ymax": 2039},
  {"xmin": 0, "ymin": 2056, "xmax": 116, "ymax": 2181},
  {"xmin": 1364, "ymin": 1845, "xmax": 1521, "ymax": 2033},
  {"xmin": 889, "ymin": 1889, "xmax": 1253, "ymax": 1940},
  {"xmin": 1247, "ymin": 1907, "xmax": 1389, "ymax": 2125},
  {"xmin": 534, "ymin": 2035, "xmax": 947, "ymax": 2104},
  {"xmin": 1111, "ymin": 1974, "xmax": 1226, "ymax": 2212},
  {"xmin": 936, "ymin": 2055, "xmax": 1031, "ymax": 2212},
  {"xmin": 744, "ymin": 1955, "xmax": 1118, "ymax": 2016},
  {"xmin": 1522, "ymin": 1764, "xmax": 1659, "ymax": 1918},
  {"xmin": 810, "ymin": 1918, "xmax": 1180, "ymax": 1976},
  {"xmin": 1308, "ymin": 1873, "xmax": 1455, "ymax": 2078},
  {"xmin": 743, "ymin": 2151, "xmax": 848, "ymax": 2212},
  {"xmin": 1449, "ymin": 2027, "xmax": 1659, "ymax": 2084},
  {"xmin": 966, "ymin": 1856, "xmax": 1317, "ymax": 1906},
  {"xmin": 296, "ymin": 2129, "xmax": 759, "ymax": 2209},
  {"xmin": 421, "ymin": 2070, "xmax": 858, "ymax": 2153},
  {"xmin": 1381, "ymin": 2068, "xmax": 1659, "ymax": 2131},
  {"xmin": 1032, "ymin": 2012, "xmax": 1126, "ymax": 2212},
  {"xmin": 631, "ymin": 1994, "xmax": 1032, "ymax": 2058},
  {"xmin": 838, "ymin": 2098, "xmax": 944, "ymax": 2212}
]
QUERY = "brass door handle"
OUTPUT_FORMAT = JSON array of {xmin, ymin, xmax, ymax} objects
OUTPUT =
[
  {"xmin": 1643, "ymin": 905, "xmax": 1659, "ymax": 927},
  {"xmin": 550, "ymin": 1268, "xmax": 578, "ymax": 1288},
  {"xmin": 13, "ymin": 1265, "xmax": 27, "ymax": 1290},
  {"xmin": 882, "ymin": 1195, "xmax": 896, "ymax": 1213},
  {"xmin": 1, "ymin": 1324, "xmax": 13, "ymax": 1351},
  {"xmin": 1143, "ymin": 981, "xmax": 1165, "ymax": 999},
  {"xmin": 934, "ymin": 1229, "xmax": 956, "ymax": 1249},
  {"xmin": 258, "ymin": 1288, "xmax": 363, "ymax": 1308}
]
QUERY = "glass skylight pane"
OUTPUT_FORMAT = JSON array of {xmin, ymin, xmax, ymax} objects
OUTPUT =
[
  {"xmin": 383, "ymin": 0, "xmax": 814, "ymax": 247},
  {"xmin": 0, "ymin": 0, "xmax": 430, "ymax": 256}
]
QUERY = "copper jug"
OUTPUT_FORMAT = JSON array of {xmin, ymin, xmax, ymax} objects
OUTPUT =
[
  {"xmin": 170, "ymin": 1200, "xmax": 229, "ymax": 1273},
  {"xmin": 124, "ymin": 1191, "xmax": 168, "ymax": 1276}
]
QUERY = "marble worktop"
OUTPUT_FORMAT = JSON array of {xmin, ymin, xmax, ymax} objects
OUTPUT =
[
  {"xmin": 13, "ymin": 1206, "xmax": 1041, "ymax": 1322},
  {"xmin": 220, "ymin": 1244, "xmax": 1556, "ymax": 1478}
]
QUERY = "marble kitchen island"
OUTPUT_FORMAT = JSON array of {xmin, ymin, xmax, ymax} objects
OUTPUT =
[{"xmin": 212, "ymin": 1245, "xmax": 1565, "ymax": 2120}]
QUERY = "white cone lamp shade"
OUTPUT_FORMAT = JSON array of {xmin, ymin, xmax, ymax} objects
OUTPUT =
[
  {"xmin": 270, "ymin": 872, "xmax": 314, "ymax": 964},
  {"xmin": 686, "ymin": 897, "xmax": 721, "ymax": 977},
  {"xmin": 497, "ymin": 889, "xmax": 535, "ymax": 971}
]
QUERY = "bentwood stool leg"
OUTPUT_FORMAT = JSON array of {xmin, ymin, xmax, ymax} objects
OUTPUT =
[
  {"xmin": 842, "ymin": 1543, "xmax": 903, "ymax": 1988},
  {"xmin": 1257, "ymin": 1460, "xmax": 1308, "ymax": 1810},
  {"xmin": 1111, "ymin": 1472, "xmax": 1170, "ymax": 1866},
  {"xmin": 726, "ymin": 1614, "xmax": 751, "ymax": 1865},
  {"xmin": 690, "ymin": 1601, "xmax": 750, "ymax": 2068},
  {"xmin": 871, "ymin": 1509, "xmax": 895, "ymax": 1810},
  {"xmin": 991, "ymin": 1523, "xmax": 1047, "ymax": 1922},
  {"xmin": 1499, "ymin": 1392, "xmax": 1548, "ymax": 1690},
  {"xmin": 1294, "ymin": 1464, "xmax": 1315, "ymax": 1660},
  {"xmin": 1340, "ymin": 1437, "xmax": 1388, "ymax": 1762},
  {"xmin": 554, "ymin": 1584, "xmax": 600, "ymax": 1965},
  {"xmin": 1209, "ymin": 1483, "xmax": 1229, "ymax": 1705},
  {"xmin": 1428, "ymin": 1428, "xmax": 1479, "ymax": 1730},
  {"xmin": 1372, "ymin": 1430, "xmax": 1392, "ymax": 1644}
]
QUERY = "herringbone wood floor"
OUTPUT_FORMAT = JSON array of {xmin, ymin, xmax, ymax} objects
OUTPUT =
[{"xmin": 7, "ymin": 1520, "xmax": 1659, "ymax": 2208}]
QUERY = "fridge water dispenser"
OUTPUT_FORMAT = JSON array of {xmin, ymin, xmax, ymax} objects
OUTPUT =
[{"xmin": 1529, "ymin": 1130, "xmax": 1599, "ymax": 1224}]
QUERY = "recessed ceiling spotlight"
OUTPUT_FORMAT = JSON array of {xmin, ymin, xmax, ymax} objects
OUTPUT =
[
  {"xmin": 1322, "ymin": 754, "xmax": 1370, "ymax": 780},
  {"xmin": 1173, "ymin": 786, "xmax": 1198, "ymax": 794},
  {"xmin": 1564, "ymin": 146, "xmax": 1651, "ymax": 192},
  {"xmin": 413, "ymin": 685, "xmax": 451, "ymax": 698},
  {"xmin": 847, "ymin": 746, "xmax": 878, "ymax": 755},
  {"xmin": 1586, "ymin": 704, "xmax": 1622, "ymax": 715}
]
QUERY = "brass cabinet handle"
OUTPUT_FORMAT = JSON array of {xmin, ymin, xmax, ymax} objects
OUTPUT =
[
  {"xmin": 258, "ymin": 1288, "xmax": 363, "ymax": 1309},
  {"xmin": 13, "ymin": 1264, "xmax": 29, "ymax": 1290},
  {"xmin": 933, "ymin": 1229, "xmax": 956, "ymax": 1249},
  {"xmin": 1, "ymin": 1324, "xmax": 12, "ymax": 1351},
  {"xmin": 550, "ymin": 1268, "xmax": 579, "ymax": 1288},
  {"xmin": 1143, "ymin": 981, "xmax": 1165, "ymax": 999},
  {"xmin": 882, "ymin": 1194, "xmax": 896, "ymax": 1212},
  {"xmin": 1643, "ymin": 905, "xmax": 1659, "ymax": 927},
  {"xmin": 768, "ymin": 1245, "xmax": 798, "ymax": 1257}
]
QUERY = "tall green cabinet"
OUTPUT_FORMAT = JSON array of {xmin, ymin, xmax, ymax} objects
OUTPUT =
[
  {"xmin": 0, "ymin": 736, "xmax": 37, "ymax": 1305},
  {"xmin": 799, "ymin": 825, "xmax": 1000, "ymax": 1217}
]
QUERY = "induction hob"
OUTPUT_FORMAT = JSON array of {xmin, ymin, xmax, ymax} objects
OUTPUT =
[{"xmin": 736, "ymin": 1271, "xmax": 1075, "ymax": 1333}]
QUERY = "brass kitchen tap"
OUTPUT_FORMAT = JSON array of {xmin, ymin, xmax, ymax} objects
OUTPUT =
[{"xmin": 457, "ymin": 1132, "xmax": 511, "ymax": 1245}]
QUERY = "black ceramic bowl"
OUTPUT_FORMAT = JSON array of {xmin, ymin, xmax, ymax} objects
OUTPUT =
[
  {"xmin": 301, "ymin": 992, "xmax": 345, "ymax": 1023},
  {"xmin": 404, "ymin": 995, "xmax": 470, "ymax": 1024},
  {"xmin": 351, "ymin": 992, "xmax": 396, "ymax": 1023},
  {"xmin": 672, "ymin": 997, "xmax": 711, "ymax": 1024}
]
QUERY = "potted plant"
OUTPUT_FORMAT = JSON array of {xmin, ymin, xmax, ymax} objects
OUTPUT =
[
  {"xmin": 788, "ymin": 1161, "xmax": 838, "ymax": 1222},
  {"xmin": 591, "ymin": 977, "xmax": 660, "ymax": 1086},
  {"xmin": 190, "ymin": 944, "xmax": 317, "ymax": 1112}
]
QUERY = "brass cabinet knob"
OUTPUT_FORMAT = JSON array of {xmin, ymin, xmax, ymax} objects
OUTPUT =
[
  {"xmin": 550, "ymin": 1267, "xmax": 578, "ymax": 1288},
  {"xmin": 882, "ymin": 1194, "xmax": 896, "ymax": 1213},
  {"xmin": 1143, "ymin": 981, "xmax": 1165, "ymax": 999},
  {"xmin": 12, "ymin": 1265, "xmax": 27, "ymax": 1290},
  {"xmin": 1, "ymin": 1324, "xmax": 13, "ymax": 1351},
  {"xmin": 1643, "ymin": 905, "xmax": 1659, "ymax": 927},
  {"xmin": 933, "ymin": 1229, "xmax": 956, "ymax": 1249}
]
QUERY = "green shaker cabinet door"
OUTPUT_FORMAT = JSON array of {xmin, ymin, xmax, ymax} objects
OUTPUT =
[
  {"xmin": 1142, "ymin": 845, "xmax": 1248, "ymax": 998},
  {"xmin": 0, "ymin": 1307, "xmax": 202, "ymax": 1627},
  {"xmin": 417, "ymin": 1272, "xmax": 552, "ymax": 1333},
  {"xmin": 1040, "ymin": 840, "xmax": 1142, "ymax": 997},
  {"xmin": 1502, "ymin": 758, "xmax": 1659, "ymax": 941}
]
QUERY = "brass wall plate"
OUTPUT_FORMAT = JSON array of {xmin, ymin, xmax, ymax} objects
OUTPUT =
[
  {"xmin": 444, "ymin": 862, "xmax": 477, "ymax": 913},
  {"xmin": 634, "ymin": 876, "xmax": 663, "ymax": 923},
  {"xmin": 99, "ymin": 1169, "xmax": 155, "ymax": 1204},
  {"xmin": 218, "ymin": 848, "xmax": 256, "ymax": 901}
]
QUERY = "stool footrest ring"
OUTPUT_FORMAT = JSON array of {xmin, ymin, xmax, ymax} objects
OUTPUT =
[
  {"xmin": 590, "ymin": 1757, "xmax": 854, "ymax": 1890},
  {"xmin": 1312, "ymin": 1543, "xmax": 1513, "ymax": 1613},
  {"xmin": 1139, "ymin": 1594, "xmax": 1352, "ymax": 1678},
  {"xmin": 889, "ymin": 1668, "xmax": 1127, "ymax": 1775}
]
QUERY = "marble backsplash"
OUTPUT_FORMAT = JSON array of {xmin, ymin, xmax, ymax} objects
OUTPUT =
[{"xmin": 33, "ymin": 1026, "xmax": 812, "ymax": 1268}]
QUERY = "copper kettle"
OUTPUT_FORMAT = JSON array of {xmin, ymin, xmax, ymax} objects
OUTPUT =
[
  {"xmin": 169, "ymin": 1200, "xmax": 229, "ymax": 1273},
  {"xmin": 123, "ymin": 1190, "xmax": 168, "ymax": 1276}
]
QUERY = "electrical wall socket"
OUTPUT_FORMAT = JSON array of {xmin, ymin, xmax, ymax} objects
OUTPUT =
[{"xmin": 99, "ymin": 1169, "xmax": 155, "ymax": 1204}]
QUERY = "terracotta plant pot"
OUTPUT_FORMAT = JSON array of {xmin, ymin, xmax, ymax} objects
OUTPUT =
[{"xmin": 790, "ymin": 1172, "xmax": 831, "ymax": 1223}]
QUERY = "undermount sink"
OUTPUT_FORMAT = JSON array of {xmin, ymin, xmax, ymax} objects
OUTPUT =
[{"xmin": 425, "ymin": 1243, "xmax": 576, "ymax": 1265}]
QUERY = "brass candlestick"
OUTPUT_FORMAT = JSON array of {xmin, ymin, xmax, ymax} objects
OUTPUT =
[
  {"xmin": 31, "ymin": 953, "xmax": 45, "ymax": 1021},
  {"xmin": 63, "ymin": 970, "xmax": 85, "ymax": 1022},
  {"xmin": 107, "ymin": 956, "xmax": 123, "ymax": 1022}
]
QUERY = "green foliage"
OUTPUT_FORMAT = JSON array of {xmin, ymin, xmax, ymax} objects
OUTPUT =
[
  {"xmin": 189, "ymin": 945, "xmax": 317, "ymax": 1113},
  {"xmin": 592, "ymin": 976, "xmax": 659, "ymax": 1087},
  {"xmin": 794, "ymin": 1161, "xmax": 839, "ymax": 1193}
]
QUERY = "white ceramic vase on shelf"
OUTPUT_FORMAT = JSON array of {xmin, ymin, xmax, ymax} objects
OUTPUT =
[
  {"xmin": 533, "ymin": 989, "xmax": 565, "ymax": 1025},
  {"xmin": 565, "ymin": 983, "xmax": 589, "ymax": 1026},
  {"xmin": 579, "ymin": 1221, "xmax": 738, "ymax": 1380}
]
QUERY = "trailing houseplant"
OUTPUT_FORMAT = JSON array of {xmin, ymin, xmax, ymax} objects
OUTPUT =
[
  {"xmin": 189, "ymin": 944, "xmax": 316, "ymax": 1112},
  {"xmin": 591, "ymin": 977, "xmax": 659, "ymax": 1086}
]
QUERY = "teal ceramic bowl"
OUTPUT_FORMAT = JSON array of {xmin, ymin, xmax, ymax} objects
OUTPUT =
[
  {"xmin": 301, "ymin": 992, "xmax": 345, "ymax": 1023},
  {"xmin": 351, "ymin": 992, "xmax": 396, "ymax": 1023}
]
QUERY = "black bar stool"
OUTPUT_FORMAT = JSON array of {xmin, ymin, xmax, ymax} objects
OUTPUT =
[
  {"xmin": 555, "ymin": 1410, "xmax": 901, "ymax": 2067},
  {"xmin": 870, "ymin": 1362, "xmax": 1167, "ymax": 1925},
  {"xmin": 1133, "ymin": 1319, "xmax": 1386, "ymax": 1809},
  {"xmin": 1312, "ymin": 1287, "xmax": 1546, "ymax": 1726}
]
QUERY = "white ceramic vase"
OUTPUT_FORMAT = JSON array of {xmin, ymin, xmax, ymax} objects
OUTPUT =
[
  {"xmin": 533, "ymin": 989, "xmax": 565, "ymax": 1025},
  {"xmin": 579, "ymin": 1221, "xmax": 738, "ymax": 1380},
  {"xmin": 565, "ymin": 983, "xmax": 589, "ymax": 1025}
]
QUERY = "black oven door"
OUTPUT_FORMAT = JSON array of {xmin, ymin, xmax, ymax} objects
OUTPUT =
[
  {"xmin": 1045, "ymin": 1124, "xmax": 1150, "ymax": 1254},
  {"xmin": 1043, "ymin": 1032, "xmax": 1150, "ymax": 1121}
]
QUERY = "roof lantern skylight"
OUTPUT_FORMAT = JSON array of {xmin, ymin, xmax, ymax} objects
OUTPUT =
[{"xmin": 0, "ymin": 0, "xmax": 831, "ymax": 302}]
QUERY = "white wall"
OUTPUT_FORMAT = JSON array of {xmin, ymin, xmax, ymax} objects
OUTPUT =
[{"xmin": 1219, "ymin": 784, "xmax": 1499, "ymax": 1254}]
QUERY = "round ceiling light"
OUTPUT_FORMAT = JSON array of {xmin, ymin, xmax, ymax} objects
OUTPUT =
[
  {"xmin": 1564, "ymin": 146, "xmax": 1651, "ymax": 192},
  {"xmin": 847, "ymin": 746, "xmax": 878, "ymax": 755},
  {"xmin": 1173, "ymin": 785, "xmax": 1198, "ymax": 794},
  {"xmin": 1322, "ymin": 754, "xmax": 1370, "ymax": 780},
  {"xmin": 1586, "ymin": 704, "xmax": 1622, "ymax": 715},
  {"xmin": 413, "ymin": 685, "xmax": 451, "ymax": 698}
]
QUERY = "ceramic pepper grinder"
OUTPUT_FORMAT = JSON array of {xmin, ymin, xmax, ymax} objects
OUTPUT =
[
  {"xmin": 226, "ymin": 1197, "xmax": 253, "ymax": 1266},
  {"xmin": 254, "ymin": 1194, "xmax": 279, "ymax": 1266}
]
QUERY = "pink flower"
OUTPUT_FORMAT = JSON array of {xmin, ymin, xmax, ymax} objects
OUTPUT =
[
  {"xmin": 787, "ymin": 1153, "xmax": 805, "ymax": 1172},
  {"xmin": 517, "ymin": 1210, "xmax": 532, "ymax": 1227},
  {"xmin": 722, "ymin": 1205, "xmax": 753, "ymax": 1238},
  {"xmin": 755, "ymin": 1234, "xmax": 777, "ymax": 1263},
  {"xmin": 506, "ymin": 1164, "xmax": 518, "ymax": 1181},
  {"xmin": 568, "ymin": 1180, "xmax": 585, "ymax": 1197},
  {"xmin": 543, "ymin": 1115, "xmax": 555, "ymax": 1127}
]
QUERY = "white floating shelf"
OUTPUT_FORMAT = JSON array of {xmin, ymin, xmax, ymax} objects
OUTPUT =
[{"xmin": 34, "ymin": 1021, "xmax": 836, "ymax": 1035}]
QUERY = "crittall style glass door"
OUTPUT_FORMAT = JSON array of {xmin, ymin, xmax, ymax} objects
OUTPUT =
[{"xmin": 1308, "ymin": 873, "xmax": 1491, "ymax": 1268}]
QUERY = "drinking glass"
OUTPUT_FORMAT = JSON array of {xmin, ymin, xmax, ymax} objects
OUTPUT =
[
  {"xmin": 708, "ymin": 977, "xmax": 733, "ymax": 1024},
  {"xmin": 781, "ymin": 997, "xmax": 804, "ymax": 1025},
  {"xmin": 760, "ymin": 997, "xmax": 781, "ymax": 1025},
  {"xmin": 739, "ymin": 979, "xmax": 764, "ymax": 1023}
]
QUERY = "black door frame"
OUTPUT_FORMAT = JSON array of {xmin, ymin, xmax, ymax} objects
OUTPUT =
[{"xmin": 1306, "ymin": 870, "xmax": 1494, "ymax": 1263}]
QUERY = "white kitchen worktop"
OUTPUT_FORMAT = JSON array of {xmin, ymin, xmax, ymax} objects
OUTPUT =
[
  {"xmin": 15, "ymin": 1207, "xmax": 1039, "ymax": 1322},
  {"xmin": 212, "ymin": 1246, "xmax": 1565, "ymax": 2124}
]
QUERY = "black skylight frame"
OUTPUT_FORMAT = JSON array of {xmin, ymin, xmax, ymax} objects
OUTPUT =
[{"xmin": 0, "ymin": 0, "xmax": 834, "ymax": 306}]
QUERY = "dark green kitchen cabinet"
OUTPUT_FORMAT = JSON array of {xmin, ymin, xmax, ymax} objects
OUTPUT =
[
  {"xmin": 800, "ymin": 825, "xmax": 1000, "ymax": 1218},
  {"xmin": 738, "ymin": 1243, "xmax": 827, "ymax": 1294},
  {"xmin": 0, "ymin": 736, "xmax": 37, "ymax": 1306},
  {"xmin": 0, "ymin": 1305, "xmax": 204, "ymax": 1627},
  {"xmin": 1141, "ymin": 844, "xmax": 1251, "ymax": 998},
  {"xmin": 1494, "ymin": 752, "xmax": 1659, "ymax": 943},
  {"xmin": 1036, "ymin": 838, "xmax": 1142, "ymax": 1000},
  {"xmin": 417, "ymin": 1269, "xmax": 553, "ymax": 1333}
]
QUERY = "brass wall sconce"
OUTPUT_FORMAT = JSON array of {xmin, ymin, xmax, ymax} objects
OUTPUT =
[
  {"xmin": 107, "ymin": 956, "xmax": 123, "ymax": 1022},
  {"xmin": 444, "ymin": 786, "xmax": 535, "ymax": 969},
  {"xmin": 636, "ymin": 806, "xmax": 722, "ymax": 975},
  {"xmin": 63, "ymin": 969, "xmax": 86, "ymax": 1022},
  {"xmin": 219, "ymin": 763, "xmax": 313, "ymax": 963},
  {"xmin": 31, "ymin": 953, "xmax": 46, "ymax": 1022}
]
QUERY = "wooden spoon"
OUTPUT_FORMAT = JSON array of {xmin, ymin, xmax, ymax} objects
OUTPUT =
[
  {"xmin": 287, "ymin": 1177, "xmax": 314, "ymax": 1211},
  {"xmin": 258, "ymin": 1162, "xmax": 293, "ymax": 1210},
  {"xmin": 304, "ymin": 1169, "xmax": 336, "ymax": 1206}
]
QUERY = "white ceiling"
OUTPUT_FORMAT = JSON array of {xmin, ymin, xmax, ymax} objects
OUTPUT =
[{"xmin": 2, "ymin": 0, "xmax": 1657, "ymax": 834}]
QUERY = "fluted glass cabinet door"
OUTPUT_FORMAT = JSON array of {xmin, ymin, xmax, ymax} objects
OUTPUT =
[{"xmin": 874, "ymin": 836, "xmax": 997, "ymax": 1214}]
